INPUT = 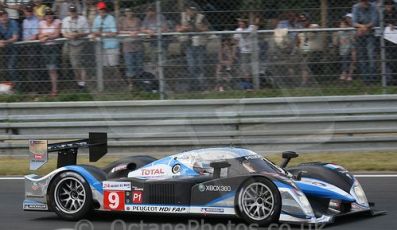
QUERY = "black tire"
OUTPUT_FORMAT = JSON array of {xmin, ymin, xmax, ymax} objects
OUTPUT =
[
  {"xmin": 48, "ymin": 171, "xmax": 93, "ymax": 220},
  {"xmin": 236, "ymin": 177, "xmax": 281, "ymax": 226}
]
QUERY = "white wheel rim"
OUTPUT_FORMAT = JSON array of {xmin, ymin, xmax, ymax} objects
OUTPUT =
[
  {"xmin": 239, "ymin": 182, "xmax": 275, "ymax": 221},
  {"xmin": 54, "ymin": 177, "xmax": 86, "ymax": 214}
]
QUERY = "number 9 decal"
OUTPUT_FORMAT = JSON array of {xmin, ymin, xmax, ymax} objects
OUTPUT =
[
  {"xmin": 104, "ymin": 191, "xmax": 125, "ymax": 211},
  {"xmin": 108, "ymin": 192, "xmax": 120, "ymax": 209}
]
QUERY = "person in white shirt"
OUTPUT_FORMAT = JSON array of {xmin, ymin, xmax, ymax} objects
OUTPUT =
[
  {"xmin": 176, "ymin": 6, "xmax": 209, "ymax": 91},
  {"xmin": 233, "ymin": 18, "xmax": 256, "ymax": 90},
  {"xmin": 0, "ymin": 0, "xmax": 29, "ymax": 21},
  {"xmin": 62, "ymin": 4, "xmax": 90, "ymax": 89}
]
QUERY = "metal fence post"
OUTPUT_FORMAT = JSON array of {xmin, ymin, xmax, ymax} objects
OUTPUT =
[
  {"xmin": 95, "ymin": 39, "xmax": 104, "ymax": 92},
  {"xmin": 156, "ymin": 0, "xmax": 166, "ymax": 100},
  {"xmin": 379, "ymin": 0, "xmax": 387, "ymax": 90},
  {"xmin": 251, "ymin": 28, "xmax": 260, "ymax": 90}
]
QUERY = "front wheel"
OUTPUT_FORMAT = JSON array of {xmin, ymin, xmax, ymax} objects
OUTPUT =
[
  {"xmin": 237, "ymin": 177, "xmax": 281, "ymax": 226},
  {"xmin": 49, "ymin": 171, "xmax": 93, "ymax": 220}
]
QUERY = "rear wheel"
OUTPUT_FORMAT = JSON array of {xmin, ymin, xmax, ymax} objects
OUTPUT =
[
  {"xmin": 49, "ymin": 171, "xmax": 92, "ymax": 220},
  {"xmin": 237, "ymin": 178, "xmax": 281, "ymax": 226}
]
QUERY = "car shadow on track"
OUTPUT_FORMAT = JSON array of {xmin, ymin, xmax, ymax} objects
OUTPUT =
[{"xmin": 31, "ymin": 211, "xmax": 387, "ymax": 230}]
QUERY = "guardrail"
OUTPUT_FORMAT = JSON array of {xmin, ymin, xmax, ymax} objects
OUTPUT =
[{"xmin": 1, "ymin": 95, "xmax": 397, "ymax": 156}]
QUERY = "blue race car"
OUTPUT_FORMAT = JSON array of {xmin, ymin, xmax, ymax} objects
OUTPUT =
[{"xmin": 23, "ymin": 133, "xmax": 384, "ymax": 226}]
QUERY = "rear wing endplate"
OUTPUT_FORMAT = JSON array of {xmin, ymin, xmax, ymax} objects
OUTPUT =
[{"xmin": 29, "ymin": 132, "xmax": 107, "ymax": 170}]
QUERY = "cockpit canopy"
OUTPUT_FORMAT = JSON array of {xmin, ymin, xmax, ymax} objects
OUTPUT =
[{"xmin": 128, "ymin": 148, "xmax": 282, "ymax": 179}]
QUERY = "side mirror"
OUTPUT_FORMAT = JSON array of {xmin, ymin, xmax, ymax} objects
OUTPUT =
[
  {"xmin": 210, "ymin": 161, "xmax": 231, "ymax": 179},
  {"xmin": 280, "ymin": 151, "xmax": 299, "ymax": 168},
  {"xmin": 282, "ymin": 151, "xmax": 299, "ymax": 159}
]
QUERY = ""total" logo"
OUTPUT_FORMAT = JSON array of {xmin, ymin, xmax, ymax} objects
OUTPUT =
[{"xmin": 141, "ymin": 168, "xmax": 165, "ymax": 176}]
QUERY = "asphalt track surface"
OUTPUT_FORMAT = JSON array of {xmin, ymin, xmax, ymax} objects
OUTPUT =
[{"xmin": 1, "ymin": 177, "xmax": 396, "ymax": 230}]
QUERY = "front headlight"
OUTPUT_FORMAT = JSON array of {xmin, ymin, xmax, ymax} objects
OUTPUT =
[
  {"xmin": 350, "ymin": 181, "xmax": 369, "ymax": 207},
  {"xmin": 291, "ymin": 189, "xmax": 315, "ymax": 217},
  {"xmin": 280, "ymin": 189, "xmax": 314, "ymax": 218}
]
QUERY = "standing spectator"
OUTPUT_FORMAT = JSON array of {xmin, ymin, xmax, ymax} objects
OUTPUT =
[
  {"xmin": 176, "ymin": 6, "xmax": 209, "ymax": 91},
  {"xmin": 22, "ymin": 3, "xmax": 40, "ymax": 92},
  {"xmin": 0, "ymin": 10, "xmax": 18, "ymax": 91},
  {"xmin": 22, "ymin": 3, "xmax": 39, "ymax": 41},
  {"xmin": 233, "ymin": 18, "xmax": 256, "ymax": 90},
  {"xmin": 277, "ymin": 12, "xmax": 298, "ymax": 29},
  {"xmin": 352, "ymin": 0, "xmax": 378, "ymax": 85},
  {"xmin": 0, "ymin": 0, "xmax": 25, "ymax": 23},
  {"xmin": 334, "ymin": 18, "xmax": 355, "ymax": 82},
  {"xmin": 38, "ymin": 7, "xmax": 61, "ymax": 96},
  {"xmin": 200, "ymin": 0, "xmax": 218, "ymax": 30},
  {"xmin": 141, "ymin": 5, "xmax": 169, "ymax": 65},
  {"xmin": 92, "ymin": 1, "xmax": 118, "ymax": 67},
  {"xmin": 91, "ymin": 1, "xmax": 120, "ymax": 88},
  {"xmin": 82, "ymin": 0, "xmax": 96, "ymax": 27},
  {"xmin": 344, "ymin": 13, "xmax": 358, "ymax": 78},
  {"xmin": 118, "ymin": 8, "xmax": 144, "ymax": 90},
  {"xmin": 62, "ymin": 4, "xmax": 89, "ymax": 89},
  {"xmin": 276, "ymin": 12, "xmax": 299, "ymax": 41},
  {"xmin": 53, "ymin": 0, "xmax": 81, "ymax": 21},
  {"xmin": 270, "ymin": 12, "xmax": 300, "ymax": 86},
  {"xmin": 81, "ymin": 0, "xmax": 96, "ymax": 81},
  {"xmin": 33, "ymin": 0, "xmax": 46, "ymax": 19},
  {"xmin": 345, "ymin": 13, "xmax": 354, "ymax": 26},
  {"xmin": 384, "ymin": 0, "xmax": 397, "ymax": 85},
  {"xmin": 215, "ymin": 37, "xmax": 235, "ymax": 92},
  {"xmin": 296, "ymin": 13, "xmax": 322, "ymax": 87}
]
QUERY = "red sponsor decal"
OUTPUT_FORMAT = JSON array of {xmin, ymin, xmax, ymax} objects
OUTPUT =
[
  {"xmin": 32, "ymin": 184, "xmax": 39, "ymax": 191},
  {"xmin": 132, "ymin": 191, "xmax": 143, "ymax": 204},
  {"xmin": 33, "ymin": 154, "xmax": 43, "ymax": 160},
  {"xmin": 141, "ymin": 168, "xmax": 165, "ymax": 176},
  {"xmin": 104, "ymin": 191, "xmax": 125, "ymax": 211}
]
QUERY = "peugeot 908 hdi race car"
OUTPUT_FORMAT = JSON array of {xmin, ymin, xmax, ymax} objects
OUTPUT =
[{"xmin": 23, "ymin": 133, "xmax": 384, "ymax": 226}]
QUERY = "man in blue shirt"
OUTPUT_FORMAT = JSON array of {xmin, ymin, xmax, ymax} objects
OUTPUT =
[
  {"xmin": 91, "ymin": 1, "xmax": 122, "ymax": 90},
  {"xmin": 91, "ymin": 1, "xmax": 119, "ymax": 67},
  {"xmin": 352, "ymin": 0, "xmax": 378, "ymax": 85},
  {"xmin": 0, "ymin": 10, "xmax": 19, "ymax": 91},
  {"xmin": 21, "ymin": 4, "xmax": 41, "ymax": 93}
]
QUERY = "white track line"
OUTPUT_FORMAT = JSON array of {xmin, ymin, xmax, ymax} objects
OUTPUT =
[
  {"xmin": 0, "ymin": 177, "xmax": 24, "ymax": 180},
  {"xmin": 0, "ymin": 175, "xmax": 396, "ymax": 180},
  {"xmin": 355, "ymin": 175, "xmax": 397, "ymax": 178}
]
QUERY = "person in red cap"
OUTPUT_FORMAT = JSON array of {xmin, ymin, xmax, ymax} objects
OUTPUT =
[{"xmin": 92, "ymin": 1, "xmax": 121, "ymax": 89}]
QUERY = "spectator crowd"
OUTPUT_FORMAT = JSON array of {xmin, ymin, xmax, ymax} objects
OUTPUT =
[{"xmin": 0, "ymin": 0, "xmax": 396, "ymax": 96}]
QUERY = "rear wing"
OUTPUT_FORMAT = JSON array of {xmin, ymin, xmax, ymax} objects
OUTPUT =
[{"xmin": 29, "ymin": 132, "xmax": 107, "ymax": 170}]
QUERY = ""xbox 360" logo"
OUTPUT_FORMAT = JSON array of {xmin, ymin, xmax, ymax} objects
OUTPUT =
[{"xmin": 198, "ymin": 184, "xmax": 232, "ymax": 192}]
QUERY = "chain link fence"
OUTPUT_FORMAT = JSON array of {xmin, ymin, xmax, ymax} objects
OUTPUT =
[{"xmin": 0, "ymin": 0, "xmax": 395, "ymax": 101}]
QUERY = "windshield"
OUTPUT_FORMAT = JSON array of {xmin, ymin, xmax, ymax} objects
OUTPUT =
[
  {"xmin": 189, "ymin": 155, "xmax": 283, "ymax": 177},
  {"xmin": 224, "ymin": 155, "xmax": 283, "ymax": 177},
  {"xmin": 241, "ymin": 157, "xmax": 283, "ymax": 174},
  {"xmin": 171, "ymin": 148, "xmax": 284, "ymax": 177}
]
